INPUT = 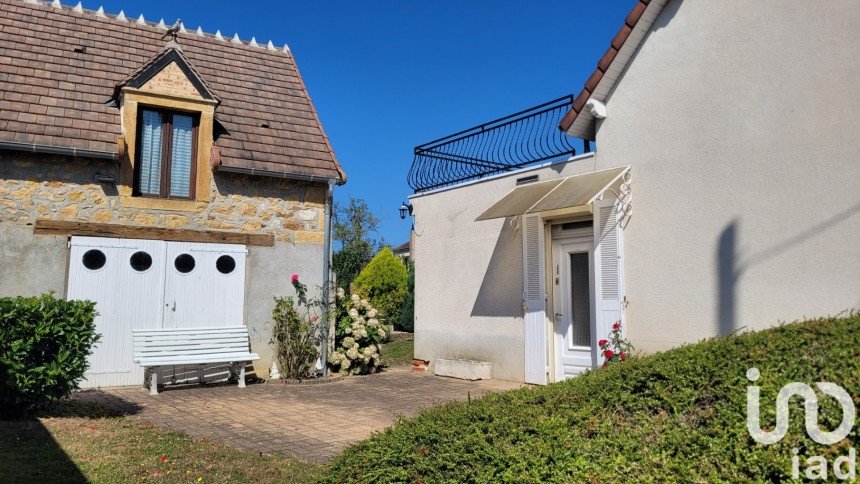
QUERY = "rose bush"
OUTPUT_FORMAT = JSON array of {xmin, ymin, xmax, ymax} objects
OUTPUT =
[
  {"xmin": 328, "ymin": 287, "xmax": 386, "ymax": 375},
  {"xmin": 599, "ymin": 319, "xmax": 633, "ymax": 366}
]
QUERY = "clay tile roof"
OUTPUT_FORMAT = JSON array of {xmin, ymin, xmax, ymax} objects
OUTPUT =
[
  {"xmin": 558, "ymin": 0, "xmax": 664, "ymax": 139},
  {"xmin": 0, "ymin": 0, "xmax": 345, "ymax": 183}
]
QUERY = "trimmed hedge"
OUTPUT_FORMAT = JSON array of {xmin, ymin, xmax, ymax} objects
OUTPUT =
[
  {"xmin": 325, "ymin": 315, "xmax": 859, "ymax": 482},
  {"xmin": 0, "ymin": 293, "xmax": 99, "ymax": 411}
]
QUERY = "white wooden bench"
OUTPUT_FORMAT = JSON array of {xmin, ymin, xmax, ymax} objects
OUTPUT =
[{"xmin": 133, "ymin": 327, "xmax": 259, "ymax": 395}]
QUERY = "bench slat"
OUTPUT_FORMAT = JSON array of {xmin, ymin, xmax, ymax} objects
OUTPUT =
[
  {"xmin": 135, "ymin": 348, "xmax": 250, "ymax": 358},
  {"xmin": 135, "ymin": 353, "xmax": 260, "ymax": 366},
  {"xmin": 133, "ymin": 326, "xmax": 249, "ymax": 334}
]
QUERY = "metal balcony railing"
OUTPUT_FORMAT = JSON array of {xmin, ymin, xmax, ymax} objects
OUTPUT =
[{"xmin": 408, "ymin": 95, "xmax": 589, "ymax": 192}]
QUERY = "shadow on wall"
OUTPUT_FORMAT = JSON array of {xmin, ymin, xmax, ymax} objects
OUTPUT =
[
  {"xmin": 471, "ymin": 220, "xmax": 525, "ymax": 318},
  {"xmin": 716, "ymin": 201, "xmax": 860, "ymax": 335}
]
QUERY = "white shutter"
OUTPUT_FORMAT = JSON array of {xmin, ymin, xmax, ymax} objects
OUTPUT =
[
  {"xmin": 522, "ymin": 214, "xmax": 547, "ymax": 384},
  {"xmin": 593, "ymin": 198, "xmax": 625, "ymax": 363}
]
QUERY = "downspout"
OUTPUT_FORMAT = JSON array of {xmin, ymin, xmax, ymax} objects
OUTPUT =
[{"xmin": 319, "ymin": 179, "xmax": 335, "ymax": 376}]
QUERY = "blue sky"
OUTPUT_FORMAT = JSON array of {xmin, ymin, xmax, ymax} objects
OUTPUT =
[{"xmin": 98, "ymin": 0, "xmax": 632, "ymax": 245}]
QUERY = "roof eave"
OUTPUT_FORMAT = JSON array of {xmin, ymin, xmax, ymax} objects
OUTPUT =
[{"xmin": 559, "ymin": 0, "xmax": 668, "ymax": 139}]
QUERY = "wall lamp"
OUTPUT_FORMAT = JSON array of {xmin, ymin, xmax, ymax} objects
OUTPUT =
[{"xmin": 399, "ymin": 202, "xmax": 413, "ymax": 220}]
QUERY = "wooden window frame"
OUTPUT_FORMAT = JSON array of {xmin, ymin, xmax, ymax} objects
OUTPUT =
[{"xmin": 133, "ymin": 107, "xmax": 199, "ymax": 200}]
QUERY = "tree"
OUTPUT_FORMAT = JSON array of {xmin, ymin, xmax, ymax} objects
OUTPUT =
[
  {"xmin": 353, "ymin": 247, "xmax": 408, "ymax": 328},
  {"xmin": 332, "ymin": 198, "xmax": 380, "ymax": 290}
]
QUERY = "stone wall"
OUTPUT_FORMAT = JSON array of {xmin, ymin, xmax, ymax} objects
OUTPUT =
[{"xmin": 0, "ymin": 151, "xmax": 326, "ymax": 244}]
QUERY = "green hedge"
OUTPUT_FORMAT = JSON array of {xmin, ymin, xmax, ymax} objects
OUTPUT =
[
  {"xmin": 0, "ymin": 293, "xmax": 99, "ymax": 411},
  {"xmin": 325, "ymin": 315, "xmax": 859, "ymax": 482}
]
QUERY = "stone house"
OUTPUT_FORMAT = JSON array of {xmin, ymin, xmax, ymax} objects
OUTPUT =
[
  {"xmin": 0, "ymin": 0, "xmax": 345, "ymax": 387},
  {"xmin": 408, "ymin": 0, "xmax": 858, "ymax": 383}
]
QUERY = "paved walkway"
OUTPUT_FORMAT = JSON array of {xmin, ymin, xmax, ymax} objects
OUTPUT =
[{"xmin": 76, "ymin": 368, "xmax": 523, "ymax": 462}]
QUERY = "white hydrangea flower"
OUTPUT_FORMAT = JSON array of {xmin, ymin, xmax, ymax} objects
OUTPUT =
[
  {"xmin": 348, "ymin": 308, "xmax": 359, "ymax": 319},
  {"xmin": 341, "ymin": 358, "xmax": 351, "ymax": 369},
  {"xmin": 343, "ymin": 326, "xmax": 352, "ymax": 334},
  {"xmin": 368, "ymin": 308, "xmax": 378, "ymax": 318},
  {"xmin": 362, "ymin": 346, "xmax": 375, "ymax": 356},
  {"xmin": 346, "ymin": 346, "xmax": 359, "ymax": 360},
  {"xmin": 336, "ymin": 287, "xmax": 345, "ymax": 298},
  {"xmin": 368, "ymin": 318, "xmax": 379, "ymax": 327},
  {"xmin": 351, "ymin": 293, "xmax": 360, "ymax": 304},
  {"xmin": 342, "ymin": 336, "xmax": 356, "ymax": 349}
]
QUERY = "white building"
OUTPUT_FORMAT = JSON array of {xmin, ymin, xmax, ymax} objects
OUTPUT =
[{"xmin": 408, "ymin": 0, "xmax": 860, "ymax": 383}]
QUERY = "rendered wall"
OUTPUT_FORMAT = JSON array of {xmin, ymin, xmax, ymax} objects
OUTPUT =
[
  {"xmin": 410, "ymin": 155, "xmax": 600, "ymax": 382},
  {"xmin": 592, "ymin": 0, "xmax": 860, "ymax": 351}
]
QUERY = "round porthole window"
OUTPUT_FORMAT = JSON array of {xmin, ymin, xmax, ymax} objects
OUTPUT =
[
  {"xmin": 174, "ymin": 253, "xmax": 195, "ymax": 274},
  {"xmin": 216, "ymin": 255, "xmax": 236, "ymax": 275},
  {"xmin": 129, "ymin": 251, "xmax": 153, "ymax": 272},
  {"xmin": 82, "ymin": 249, "xmax": 106, "ymax": 270}
]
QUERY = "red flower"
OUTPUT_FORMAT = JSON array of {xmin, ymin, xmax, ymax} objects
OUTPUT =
[
  {"xmin": 310, "ymin": 315, "xmax": 318, "ymax": 322},
  {"xmin": 291, "ymin": 274, "xmax": 299, "ymax": 284},
  {"xmin": 598, "ymin": 339, "xmax": 609, "ymax": 347},
  {"xmin": 612, "ymin": 321, "xmax": 621, "ymax": 330},
  {"xmin": 603, "ymin": 349, "xmax": 615, "ymax": 359},
  {"xmin": 160, "ymin": 455, "xmax": 167, "ymax": 463},
  {"xmin": 620, "ymin": 352, "xmax": 627, "ymax": 361}
]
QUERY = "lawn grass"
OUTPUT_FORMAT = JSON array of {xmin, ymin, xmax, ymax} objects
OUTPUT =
[
  {"xmin": 326, "ymin": 315, "xmax": 860, "ymax": 482},
  {"xmin": 0, "ymin": 400, "xmax": 324, "ymax": 483},
  {"xmin": 381, "ymin": 337, "xmax": 414, "ymax": 367}
]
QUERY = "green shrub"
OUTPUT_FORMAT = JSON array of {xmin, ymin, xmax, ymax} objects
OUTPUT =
[
  {"xmin": 353, "ymin": 247, "xmax": 408, "ymax": 329},
  {"xmin": 398, "ymin": 260, "xmax": 414, "ymax": 333},
  {"xmin": 270, "ymin": 276, "xmax": 321, "ymax": 380},
  {"xmin": 325, "ymin": 315, "xmax": 860, "ymax": 482},
  {"xmin": 0, "ymin": 293, "xmax": 99, "ymax": 411}
]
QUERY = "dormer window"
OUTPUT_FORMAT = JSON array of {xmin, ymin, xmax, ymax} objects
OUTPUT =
[{"xmin": 135, "ymin": 108, "xmax": 198, "ymax": 199}]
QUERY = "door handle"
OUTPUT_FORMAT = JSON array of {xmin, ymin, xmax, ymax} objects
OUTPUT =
[{"xmin": 171, "ymin": 300, "xmax": 176, "ymax": 312}]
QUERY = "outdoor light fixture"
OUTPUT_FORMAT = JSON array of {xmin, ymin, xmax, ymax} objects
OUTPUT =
[{"xmin": 399, "ymin": 202, "xmax": 413, "ymax": 220}]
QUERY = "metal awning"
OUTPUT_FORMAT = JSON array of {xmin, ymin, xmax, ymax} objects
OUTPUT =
[{"xmin": 475, "ymin": 166, "xmax": 630, "ymax": 221}]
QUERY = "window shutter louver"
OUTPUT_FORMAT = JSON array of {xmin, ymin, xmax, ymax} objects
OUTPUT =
[
  {"xmin": 593, "ymin": 198, "xmax": 625, "ymax": 363},
  {"xmin": 522, "ymin": 214, "xmax": 547, "ymax": 384}
]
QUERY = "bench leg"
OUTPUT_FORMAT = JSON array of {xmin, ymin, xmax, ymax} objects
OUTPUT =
[
  {"xmin": 150, "ymin": 367, "xmax": 159, "ymax": 396},
  {"xmin": 238, "ymin": 363, "xmax": 246, "ymax": 389},
  {"xmin": 198, "ymin": 366, "xmax": 205, "ymax": 385}
]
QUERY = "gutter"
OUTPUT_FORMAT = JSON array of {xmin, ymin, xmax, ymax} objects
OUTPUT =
[
  {"xmin": 217, "ymin": 165, "xmax": 342, "ymax": 185},
  {"xmin": 0, "ymin": 140, "xmax": 118, "ymax": 161},
  {"xmin": 319, "ymin": 179, "xmax": 335, "ymax": 377}
]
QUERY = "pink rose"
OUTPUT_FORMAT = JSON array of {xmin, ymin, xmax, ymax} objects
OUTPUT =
[
  {"xmin": 291, "ymin": 274, "xmax": 299, "ymax": 283},
  {"xmin": 311, "ymin": 316, "xmax": 318, "ymax": 322}
]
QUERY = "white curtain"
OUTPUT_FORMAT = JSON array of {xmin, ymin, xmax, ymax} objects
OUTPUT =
[
  {"xmin": 139, "ymin": 110, "xmax": 162, "ymax": 195},
  {"xmin": 169, "ymin": 114, "xmax": 194, "ymax": 198}
]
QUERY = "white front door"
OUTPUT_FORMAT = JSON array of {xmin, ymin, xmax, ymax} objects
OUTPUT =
[
  {"xmin": 68, "ymin": 237, "xmax": 247, "ymax": 388},
  {"xmin": 162, "ymin": 242, "xmax": 247, "ymax": 329},
  {"xmin": 551, "ymin": 224, "xmax": 596, "ymax": 380}
]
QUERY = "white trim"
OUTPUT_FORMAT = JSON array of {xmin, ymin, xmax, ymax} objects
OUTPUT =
[{"xmin": 408, "ymin": 152, "xmax": 596, "ymax": 200}]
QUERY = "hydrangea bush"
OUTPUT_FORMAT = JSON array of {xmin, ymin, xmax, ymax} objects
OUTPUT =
[{"xmin": 328, "ymin": 287, "xmax": 387, "ymax": 375}]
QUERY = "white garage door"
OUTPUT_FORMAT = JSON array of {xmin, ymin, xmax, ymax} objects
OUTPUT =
[{"xmin": 67, "ymin": 237, "xmax": 247, "ymax": 388}]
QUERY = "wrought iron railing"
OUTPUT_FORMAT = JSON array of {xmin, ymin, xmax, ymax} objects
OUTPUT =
[{"xmin": 408, "ymin": 95, "xmax": 588, "ymax": 192}]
